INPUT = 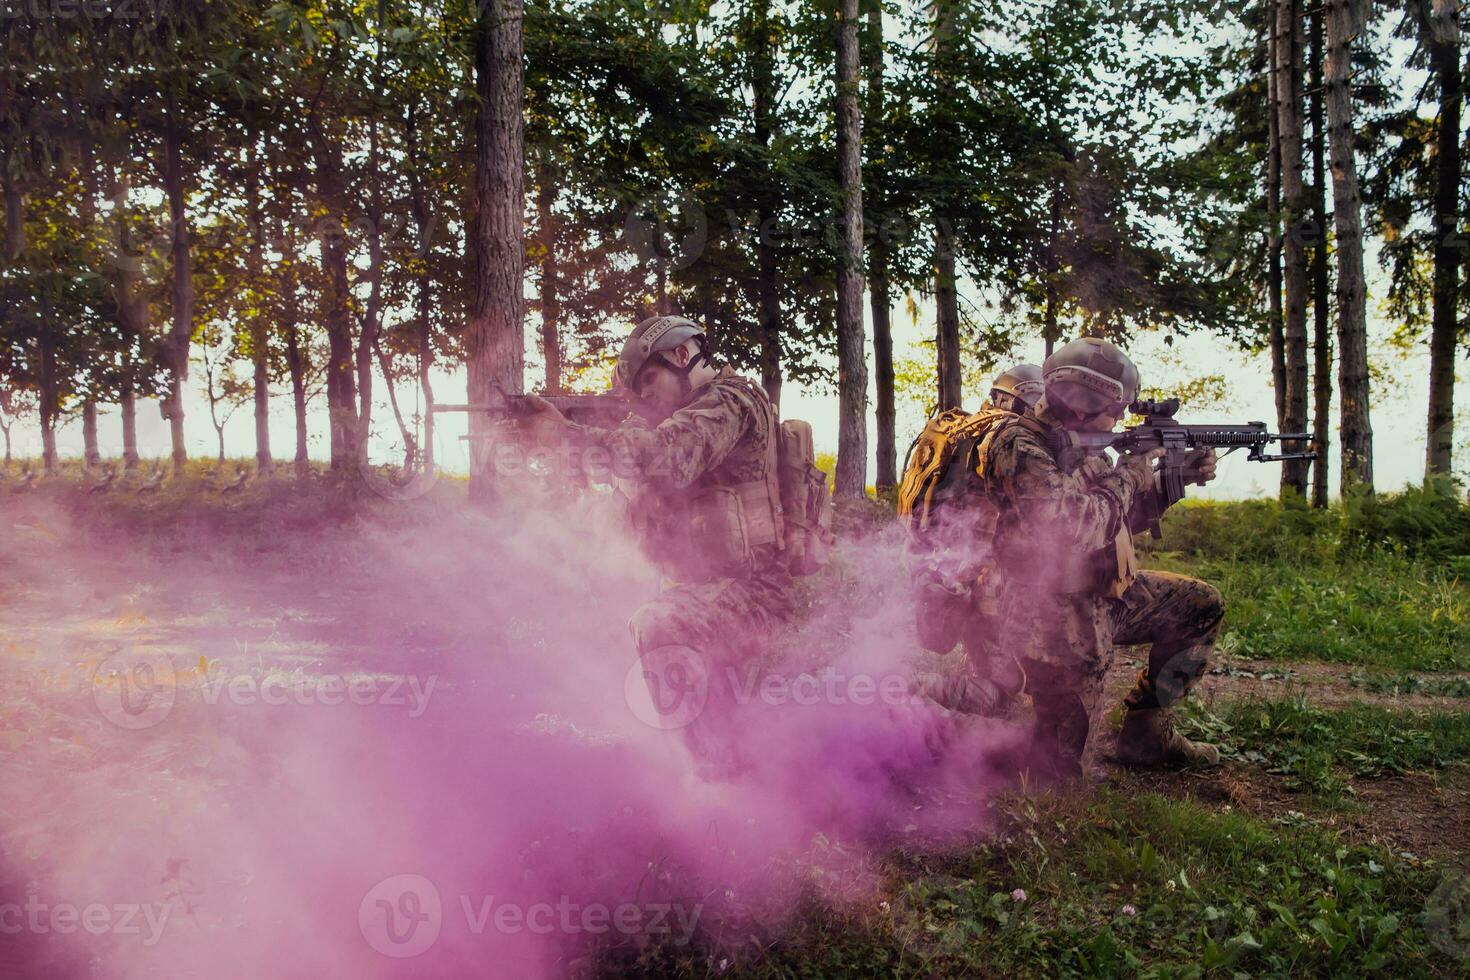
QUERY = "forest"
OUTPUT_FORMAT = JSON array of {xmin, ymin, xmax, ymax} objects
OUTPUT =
[
  {"xmin": 2, "ymin": 0, "xmax": 1463, "ymax": 497},
  {"xmin": 3, "ymin": 2, "xmax": 1470, "ymax": 978}
]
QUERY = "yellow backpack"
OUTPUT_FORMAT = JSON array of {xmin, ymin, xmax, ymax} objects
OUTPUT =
[{"xmin": 897, "ymin": 407, "xmax": 1012, "ymax": 532}]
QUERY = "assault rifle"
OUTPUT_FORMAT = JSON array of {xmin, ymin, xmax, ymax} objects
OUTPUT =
[
  {"xmin": 429, "ymin": 383, "xmax": 633, "ymax": 430},
  {"xmin": 1056, "ymin": 397, "xmax": 1315, "ymax": 539}
]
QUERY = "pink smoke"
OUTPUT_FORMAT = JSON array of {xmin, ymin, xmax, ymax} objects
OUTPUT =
[{"xmin": 0, "ymin": 487, "xmax": 1022, "ymax": 978}]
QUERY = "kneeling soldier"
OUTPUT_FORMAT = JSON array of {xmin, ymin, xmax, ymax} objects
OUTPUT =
[{"xmin": 974, "ymin": 338, "xmax": 1224, "ymax": 776}]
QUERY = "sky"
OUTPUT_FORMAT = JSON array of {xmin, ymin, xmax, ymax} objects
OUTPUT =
[{"xmin": 8, "ymin": 260, "xmax": 1460, "ymax": 501}]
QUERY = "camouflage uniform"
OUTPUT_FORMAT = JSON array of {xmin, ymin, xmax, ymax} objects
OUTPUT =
[
  {"xmin": 977, "ymin": 404, "xmax": 1224, "ymax": 772},
  {"xmin": 567, "ymin": 367, "xmax": 794, "ymax": 771}
]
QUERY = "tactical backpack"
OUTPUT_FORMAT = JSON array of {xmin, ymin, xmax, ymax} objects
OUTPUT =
[
  {"xmin": 897, "ymin": 406, "xmax": 1016, "ymax": 652},
  {"xmin": 774, "ymin": 418, "xmax": 834, "ymax": 576},
  {"xmin": 898, "ymin": 408, "xmax": 1006, "ymax": 532},
  {"xmin": 679, "ymin": 375, "xmax": 833, "ymax": 580}
]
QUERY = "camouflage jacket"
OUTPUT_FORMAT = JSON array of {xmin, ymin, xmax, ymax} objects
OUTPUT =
[
  {"xmin": 976, "ymin": 405, "xmax": 1155, "ymax": 600},
  {"xmin": 567, "ymin": 367, "xmax": 783, "ymax": 582}
]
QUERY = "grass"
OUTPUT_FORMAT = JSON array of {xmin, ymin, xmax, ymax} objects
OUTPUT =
[
  {"xmin": 1347, "ymin": 671, "xmax": 1470, "ymax": 698},
  {"xmin": 612, "ymin": 789, "xmax": 1465, "ymax": 978},
  {"xmin": 1141, "ymin": 491, "xmax": 1470, "ymax": 672},
  {"xmin": 1180, "ymin": 697, "xmax": 1470, "ymax": 801}
]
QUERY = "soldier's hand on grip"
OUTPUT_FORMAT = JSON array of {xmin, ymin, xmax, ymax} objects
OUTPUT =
[
  {"xmin": 517, "ymin": 394, "xmax": 571, "ymax": 444},
  {"xmin": 1116, "ymin": 447, "xmax": 1165, "ymax": 494},
  {"xmin": 1184, "ymin": 447, "xmax": 1219, "ymax": 485}
]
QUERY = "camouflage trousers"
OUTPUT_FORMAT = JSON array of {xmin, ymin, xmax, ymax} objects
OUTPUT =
[
  {"xmin": 1010, "ymin": 570, "xmax": 1225, "ymax": 769},
  {"xmin": 627, "ymin": 568, "xmax": 795, "ymax": 774}
]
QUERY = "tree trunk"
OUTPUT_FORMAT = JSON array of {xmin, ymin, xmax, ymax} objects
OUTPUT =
[
  {"xmin": 120, "ymin": 385, "xmax": 139, "ymax": 469},
  {"xmin": 1325, "ymin": 0, "xmax": 1374, "ymax": 490},
  {"xmin": 871, "ymin": 266, "xmax": 895, "ymax": 491},
  {"xmin": 307, "ymin": 117, "xmax": 359, "ymax": 471},
  {"xmin": 82, "ymin": 400, "xmax": 100, "ymax": 466},
  {"xmin": 934, "ymin": 214, "xmax": 962, "ymax": 411},
  {"xmin": 1309, "ymin": 0, "xmax": 1332, "ymax": 507},
  {"xmin": 1266, "ymin": 4, "xmax": 1286, "ymax": 431},
  {"xmin": 355, "ymin": 129, "xmax": 384, "ymax": 456},
  {"xmin": 376, "ymin": 340, "xmax": 417, "ymax": 468},
  {"xmin": 1043, "ymin": 180, "xmax": 1062, "ymax": 359},
  {"xmin": 38, "ymin": 335, "xmax": 57, "ymax": 475},
  {"xmin": 110, "ymin": 159, "xmax": 144, "ymax": 472},
  {"xmin": 286, "ymin": 320, "xmax": 309, "ymax": 479},
  {"xmin": 246, "ymin": 143, "xmax": 272, "ymax": 474},
  {"xmin": 1426, "ymin": 0, "xmax": 1461, "ymax": 478},
  {"xmin": 417, "ymin": 273, "xmax": 435, "ymax": 473},
  {"xmin": 1275, "ymin": 0, "xmax": 1310, "ymax": 497},
  {"xmin": 467, "ymin": 0, "xmax": 526, "ymax": 501},
  {"xmin": 866, "ymin": 4, "xmax": 895, "ymax": 491},
  {"xmin": 834, "ymin": 0, "xmax": 867, "ymax": 499},
  {"xmin": 407, "ymin": 104, "xmax": 437, "ymax": 473},
  {"xmin": 162, "ymin": 116, "xmax": 193, "ymax": 474},
  {"xmin": 536, "ymin": 165, "xmax": 562, "ymax": 393},
  {"xmin": 751, "ymin": 0, "xmax": 783, "ymax": 408},
  {"xmin": 2, "ymin": 147, "xmax": 21, "ymax": 260}
]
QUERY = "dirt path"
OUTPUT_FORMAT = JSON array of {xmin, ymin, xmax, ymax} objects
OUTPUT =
[{"xmin": 1104, "ymin": 650, "xmax": 1470, "ymax": 713}]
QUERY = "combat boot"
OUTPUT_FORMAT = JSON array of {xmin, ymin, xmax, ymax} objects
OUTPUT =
[{"xmin": 1116, "ymin": 708, "xmax": 1220, "ymax": 769}]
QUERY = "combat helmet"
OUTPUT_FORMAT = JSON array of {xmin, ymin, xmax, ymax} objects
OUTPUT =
[
  {"xmin": 613, "ymin": 315, "xmax": 709, "ymax": 395},
  {"xmin": 990, "ymin": 363, "xmax": 1044, "ymax": 410},
  {"xmin": 1041, "ymin": 337, "xmax": 1140, "ymax": 416}
]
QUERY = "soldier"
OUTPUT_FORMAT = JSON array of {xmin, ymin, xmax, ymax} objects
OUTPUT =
[
  {"xmin": 906, "ymin": 364, "xmax": 1044, "ymax": 717},
  {"xmin": 975, "ymin": 338, "xmax": 1224, "ymax": 778},
  {"xmin": 519, "ymin": 315, "xmax": 793, "ymax": 778},
  {"xmin": 985, "ymin": 363, "xmax": 1044, "ymax": 415}
]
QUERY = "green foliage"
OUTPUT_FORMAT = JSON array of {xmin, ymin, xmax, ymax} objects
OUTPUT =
[
  {"xmin": 1142, "ymin": 491, "xmax": 1470, "ymax": 671},
  {"xmin": 1181, "ymin": 697, "xmax": 1470, "ymax": 800},
  {"xmin": 625, "ymin": 788, "xmax": 1459, "ymax": 977},
  {"xmin": 1347, "ymin": 671, "xmax": 1470, "ymax": 699}
]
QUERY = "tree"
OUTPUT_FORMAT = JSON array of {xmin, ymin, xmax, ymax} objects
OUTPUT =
[
  {"xmin": 833, "ymin": 0, "xmax": 866, "ymax": 499},
  {"xmin": 467, "ymin": 0, "xmax": 528, "ymax": 501},
  {"xmin": 1423, "ymin": 0, "xmax": 1461, "ymax": 477},
  {"xmin": 1326, "ymin": 0, "xmax": 1374, "ymax": 490},
  {"xmin": 1275, "ymin": 0, "xmax": 1311, "ymax": 496},
  {"xmin": 864, "ymin": 2, "xmax": 896, "ymax": 491},
  {"xmin": 1308, "ymin": 0, "xmax": 1331, "ymax": 507},
  {"xmin": 0, "ymin": 387, "xmax": 34, "ymax": 464}
]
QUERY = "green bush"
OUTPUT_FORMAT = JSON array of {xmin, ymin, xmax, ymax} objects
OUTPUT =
[{"xmin": 1341, "ymin": 479, "xmax": 1470, "ymax": 562}]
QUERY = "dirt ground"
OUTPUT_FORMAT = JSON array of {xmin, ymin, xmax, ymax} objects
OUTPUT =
[{"xmin": 1098, "ymin": 652, "xmax": 1470, "ymax": 861}]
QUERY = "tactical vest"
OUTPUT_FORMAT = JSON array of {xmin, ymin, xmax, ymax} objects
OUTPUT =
[
  {"xmin": 638, "ymin": 374, "xmax": 832, "ymax": 583},
  {"xmin": 977, "ymin": 414, "xmax": 1138, "ymax": 600}
]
